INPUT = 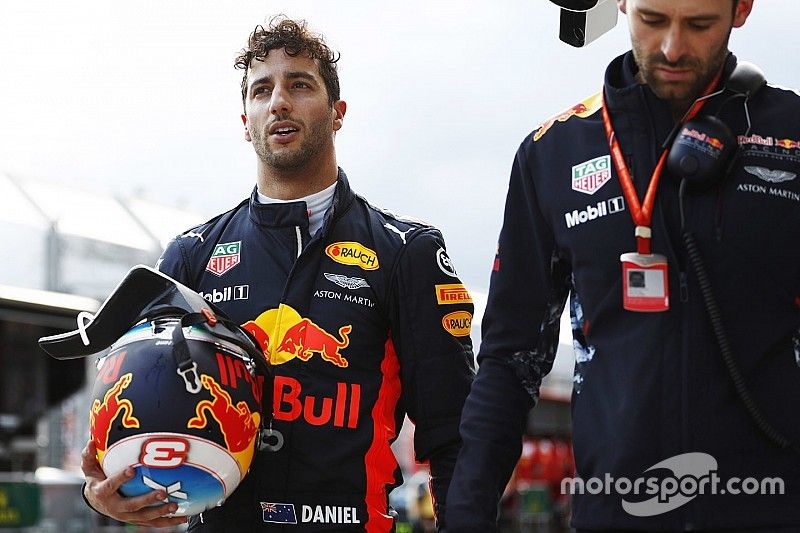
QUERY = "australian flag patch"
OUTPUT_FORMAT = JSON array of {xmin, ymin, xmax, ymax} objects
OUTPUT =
[{"xmin": 261, "ymin": 502, "xmax": 298, "ymax": 524}]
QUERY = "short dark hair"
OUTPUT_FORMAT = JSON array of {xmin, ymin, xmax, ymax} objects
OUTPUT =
[
  {"xmin": 234, "ymin": 16, "xmax": 341, "ymax": 110},
  {"xmin": 732, "ymin": 0, "xmax": 740, "ymax": 16}
]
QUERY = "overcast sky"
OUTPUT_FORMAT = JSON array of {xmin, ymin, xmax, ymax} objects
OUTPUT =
[{"xmin": 2, "ymin": 0, "xmax": 798, "ymax": 290}]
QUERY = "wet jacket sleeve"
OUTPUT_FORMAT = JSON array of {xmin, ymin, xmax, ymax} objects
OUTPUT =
[
  {"xmin": 446, "ymin": 141, "xmax": 571, "ymax": 532},
  {"xmin": 391, "ymin": 229, "xmax": 476, "ymax": 531}
]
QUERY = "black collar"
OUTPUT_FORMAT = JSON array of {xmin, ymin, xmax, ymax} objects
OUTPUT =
[{"xmin": 247, "ymin": 167, "xmax": 355, "ymax": 229}]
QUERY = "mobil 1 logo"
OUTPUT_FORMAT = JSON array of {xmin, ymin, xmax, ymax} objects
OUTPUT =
[
  {"xmin": 199, "ymin": 285, "xmax": 250, "ymax": 303},
  {"xmin": 565, "ymin": 196, "xmax": 625, "ymax": 229}
]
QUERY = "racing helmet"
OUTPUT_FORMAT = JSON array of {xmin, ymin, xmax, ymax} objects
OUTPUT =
[
  {"xmin": 549, "ymin": 0, "xmax": 618, "ymax": 47},
  {"xmin": 39, "ymin": 266, "xmax": 268, "ymax": 516}
]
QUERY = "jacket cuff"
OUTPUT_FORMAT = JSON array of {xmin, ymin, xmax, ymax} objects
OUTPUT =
[{"xmin": 81, "ymin": 482, "xmax": 109, "ymax": 517}]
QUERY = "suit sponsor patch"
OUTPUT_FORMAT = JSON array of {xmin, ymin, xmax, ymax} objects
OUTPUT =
[
  {"xmin": 324, "ymin": 273, "xmax": 370, "ymax": 290},
  {"xmin": 436, "ymin": 247, "xmax": 458, "ymax": 277},
  {"xmin": 744, "ymin": 165, "xmax": 796, "ymax": 183},
  {"xmin": 199, "ymin": 285, "xmax": 249, "ymax": 303},
  {"xmin": 565, "ymin": 196, "xmax": 625, "ymax": 229},
  {"xmin": 572, "ymin": 155, "xmax": 612, "ymax": 195},
  {"xmin": 325, "ymin": 242, "xmax": 379, "ymax": 271},
  {"xmin": 436, "ymin": 284, "xmax": 472, "ymax": 304},
  {"xmin": 206, "ymin": 241, "xmax": 241, "ymax": 276},
  {"xmin": 442, "ymin": 311, "xmax": 472, "ymax": 337}
]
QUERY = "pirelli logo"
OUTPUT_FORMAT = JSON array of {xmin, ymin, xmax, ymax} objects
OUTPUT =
[{"xmin": 436, "ymin": 284, "xmax": 473, "ymax": 305}]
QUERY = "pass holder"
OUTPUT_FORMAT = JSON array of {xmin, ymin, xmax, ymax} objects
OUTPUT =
[
  {"xmin": 620, "ymin": 245, "xmax": 669, "ymax": 312},
  {"xmin": 601, "ymin": 71, "xmax": 722, "ymax": 315}
]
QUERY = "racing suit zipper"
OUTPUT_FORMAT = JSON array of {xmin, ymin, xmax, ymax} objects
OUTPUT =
[{"xmin": 294, "ymin": 226, "xmax": 303, "ymax": 258}]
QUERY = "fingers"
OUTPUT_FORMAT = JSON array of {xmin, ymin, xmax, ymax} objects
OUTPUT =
[
  {"xmin": 81, "ymin": 440, "xmax": 104, "ymax": 479},
  {"xmin": 88, "ymin": 478, "xmax": 189, "ymax": 525},
  {"xmin": 80, "ymin": 439, "xmax": 189, "ymax": 527},
  {"xmin": 95, "ymin": 466, "xmax": 136, "ymax": 498},
  {"xmin": 115, "ymin": 499, "xmax": 188, "ymax": 527},
  {"xmin": 117, "ymin": 488, "xmax": 171, "ymax": 514},
  {"xmin": 122, "ymin": 500, "xmax": 189, "ymax": 527},
  {"xmin": 131, "ymin": 512, "xmax": 189, "ymax": 528}
]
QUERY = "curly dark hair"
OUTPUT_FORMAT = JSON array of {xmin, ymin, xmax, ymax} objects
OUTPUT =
[{"xmin": 234, "ymin": 16, "xmax": 341, "ymax": 110}]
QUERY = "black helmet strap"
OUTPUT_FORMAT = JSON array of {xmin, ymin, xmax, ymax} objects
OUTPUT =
[{"xmin": 142, "ymin": 304, "xmax": 266, "ymax": 394}]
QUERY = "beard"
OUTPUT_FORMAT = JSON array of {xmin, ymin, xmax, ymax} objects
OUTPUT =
[
  {"xmin": 633, "ymin": 35, "xmax": 730, "ymax": 118},
  {"xmin": 250, "ymin": 114, "xmax": 332, "ymax": 171}
]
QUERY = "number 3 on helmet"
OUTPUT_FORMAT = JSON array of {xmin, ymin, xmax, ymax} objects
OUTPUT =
[{"xmin": 39, "ymin": 266, "xmax": 269, "ymax": 516}]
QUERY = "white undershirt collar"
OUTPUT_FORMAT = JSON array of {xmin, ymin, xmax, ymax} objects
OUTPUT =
[{"xmin": 256, "ymin": 182, "xmax": 336, "ymax": 236}]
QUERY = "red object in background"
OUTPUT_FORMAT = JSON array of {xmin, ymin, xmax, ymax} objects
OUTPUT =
[
  {"xmin": 512, "ymin": 437, "xmax": 575, "ymax": 492},
  {"xmin": 516, "ymin": 439, "xmax": 537, "ymax": 481}
]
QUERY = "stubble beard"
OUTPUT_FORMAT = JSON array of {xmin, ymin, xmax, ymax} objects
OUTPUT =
[
  {"xmin": 633, "ymin": 36, "xmax": 730, "ymax": 120},
  {"xmin": 251, "ymin": 117, "xmax": 332, "ymax": 172}
]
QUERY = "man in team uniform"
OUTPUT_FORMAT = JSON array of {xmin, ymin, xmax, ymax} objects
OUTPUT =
[
  {"xmin": 448, "ymin": 0, "xmax": 800, "ymax": 530},
  {"xmin": 80, "ymin": 17, "xmax": 474, "ymax": 532}
]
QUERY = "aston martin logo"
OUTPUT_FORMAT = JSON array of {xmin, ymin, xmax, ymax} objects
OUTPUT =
[
  {"xmin": 745, "ymin": 166, "xmax": 796, "ymax": 184},
  {"xmin": 324, "ymin": 273, "xmax": 370, "ymax": 290}
]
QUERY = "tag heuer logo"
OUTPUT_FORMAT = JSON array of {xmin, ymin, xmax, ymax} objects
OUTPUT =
[
  {"xmin": 206, "ymin": 241, "xmax": 241, "ymax": 277},
  {"xmin": 572, "ymin": 155, "xmax": 612, "ymax": 195}
]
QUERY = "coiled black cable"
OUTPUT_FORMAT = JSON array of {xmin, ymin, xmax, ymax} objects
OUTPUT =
[{"xmin": 681, "ymin": 224, "xmax": 800, "ymax": 454}]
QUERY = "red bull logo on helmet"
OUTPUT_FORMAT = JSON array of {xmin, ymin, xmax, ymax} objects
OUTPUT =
[
  {"xmin": 187, "ymin": 374, "xmax": 261, "ymax": 474},
  {"xmin": 243, "ymin": 304, "xmax": 352, "ymax": 368},
  {"xmin": 533, "ymin": 92, "xmax": 602, "ymax": 142},
  {"xmin": 90, "ymin": 372, "xmax": 140, "ymax": 463}
]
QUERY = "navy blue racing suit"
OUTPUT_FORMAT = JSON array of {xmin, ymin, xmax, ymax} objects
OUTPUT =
[{"xmin": 158, "ymin": 170, "xmax": 475, "ymax": 531}]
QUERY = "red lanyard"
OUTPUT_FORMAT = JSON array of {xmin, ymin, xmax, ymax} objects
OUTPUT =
[{"xmin": 600, "ymin": 69, "xmax": 723, "ymax": 254}]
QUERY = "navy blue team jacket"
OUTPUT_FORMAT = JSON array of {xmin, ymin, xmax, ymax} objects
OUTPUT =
[
  {"xmin": 157, "ymin": 170, "xmax": 475, "ymax": 532},
  {"xmin": 448, "ymin": 52, "xmax": 800, "ymax": 531}
]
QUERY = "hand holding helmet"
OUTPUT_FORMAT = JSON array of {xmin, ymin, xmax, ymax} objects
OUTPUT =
[{"xmin": 39, "ymin": 265, "xmax": 269, "ymax": 521}]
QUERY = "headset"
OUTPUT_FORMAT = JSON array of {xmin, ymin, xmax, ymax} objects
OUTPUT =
[{"xmin": 666, "ymin": 61, "xmax": 767, "ymax": 194}]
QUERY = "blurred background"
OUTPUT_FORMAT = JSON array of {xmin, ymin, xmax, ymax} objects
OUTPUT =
[{"xmin": 1, "ymin": 1, "xmax": 798, "ymax": 530}]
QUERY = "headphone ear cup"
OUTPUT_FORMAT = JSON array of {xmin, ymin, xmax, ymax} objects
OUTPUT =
[{"xmin": 667, "ymin": 115, "xmax": 737, "ymax": 194}]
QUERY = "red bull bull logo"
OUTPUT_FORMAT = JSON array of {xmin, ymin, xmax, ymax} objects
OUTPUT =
[
  {"xmin": 278, "ymin": 319, "xmax": 351, "ymax": 368},
  {"xmin": 187, "ymin": 374, "xmax": 261, "ymax": 472},
  {"xmin": 90, "ymin": 372, "xmax": 140, "ymax": 462},
  {"xmin": 533, "ymin": 92, "xmax": 602, "ymax": 142},
  {"xmin": 682, "ymin": 128, "xmax": 724, "ymax": 151},
  {"xmin": 243, "ymin": 305, "xmax": 352, "ymax": 368},
  {"xmin": 775, "ymin": 138, "xmax": 800, "ymax": 150}
]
